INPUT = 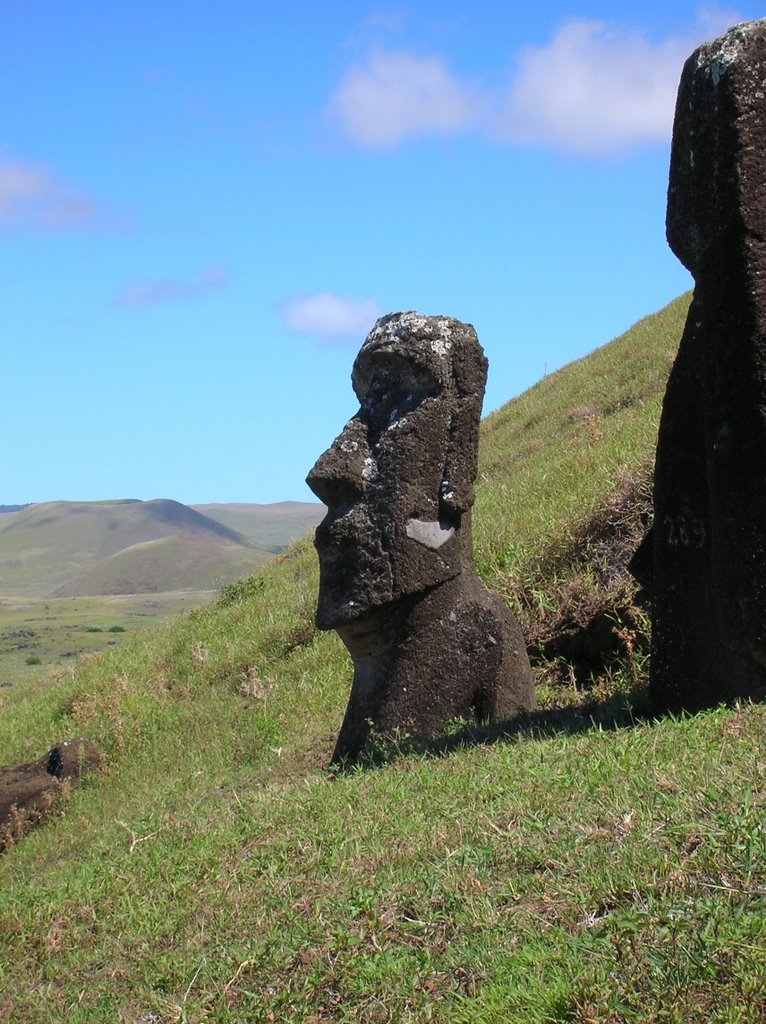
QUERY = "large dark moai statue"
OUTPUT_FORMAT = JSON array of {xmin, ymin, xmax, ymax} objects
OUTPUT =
[
  {"xmin": 307, "ymin": 312, "xmax": 535, "ymax": 762},
  {"xmin": 637, "ymin": 20, "xmax": 766, "ymax": 711}
]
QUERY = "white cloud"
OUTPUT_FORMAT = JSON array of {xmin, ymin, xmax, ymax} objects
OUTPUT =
[
  {"xmin": 281, "ymin": 292, "xmax": 380, "ymax": 345},
  {"xmin": 329, "ymin": 50, "xmax": 477, "ymax": 147},
  {"xmin": 497, "ymin": 14, "xmax": 741, "ymax": 155},
  {"xmin": 0, "ymin": 157, "xmax": 98, "ymax": 228},
  {"xmin": 114, "ymin": 266, "xmax": 228, "ymax": 308},
  {"xmin": 499, "ymin": 20, "xmax": 682, "ymax": 155},
  {"xmin": 330, "ymin": 7, "xmax": 743, "ymax": 156}
]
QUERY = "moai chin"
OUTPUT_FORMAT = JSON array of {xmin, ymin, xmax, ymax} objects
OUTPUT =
[
  {"xmin": 307, "ymin": 312, "xmax": 535, "ymax": 763},
  {"xmin": 636, "ymin": 20, "xmax": 766, "ymax": 710}
]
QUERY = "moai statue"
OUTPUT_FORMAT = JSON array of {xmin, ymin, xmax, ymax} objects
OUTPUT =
[
  {"xmin": 307, "ymin": 312, "xmax": 535, "ymax": 762},
  {"xmin": 636, "ymin": 20, "xmax": 766, "ymax": 710}
]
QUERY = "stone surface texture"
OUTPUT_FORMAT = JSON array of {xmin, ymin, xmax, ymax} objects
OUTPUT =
[
  {"xmin": 307, "ymin": 312, "xmax": 535, "ymax": 762},
  {"xmin": 639, "ymin": 20, "xmax": 766, "ymax": 710}
]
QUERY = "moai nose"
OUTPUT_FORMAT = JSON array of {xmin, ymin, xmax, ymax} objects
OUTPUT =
[{"xmin": 306, "ymin": 418, "xmax": 373, "ymax": 507}]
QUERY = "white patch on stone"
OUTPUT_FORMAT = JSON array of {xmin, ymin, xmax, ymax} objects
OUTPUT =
[
  {"xmin": 705, "ymin": 21, "xmax": 760, "ymax": 85},
  {"xmin": 405, "ymin": 518, "xmax": 455, "ymax": 549},
  {"xmin": 431, "ymin": 337, "xmax": 452, "ymax": 356},
  {"xmin": 399, "ymin": 313, "xmax": 430, "ymax": 333},
  {"xmin": 385, "ymin": 415, "xmax": 407, "ymax": 432},
  {"xmin": 362, "ymin": 457, "xmax": 377, "ymax": 481},
  {"xmin": 340, "ymin": 439, "xmax": 358, "ymax": 453}
]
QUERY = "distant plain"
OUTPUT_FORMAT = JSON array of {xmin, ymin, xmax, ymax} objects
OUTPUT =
[{"xmin": 0, "ymin": 500, "xmax": 323, "ymax": 687}]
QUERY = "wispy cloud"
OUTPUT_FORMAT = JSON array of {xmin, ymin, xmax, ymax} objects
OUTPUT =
[
  {"xmin": 280, "ymin": 292, "xmax": 380, "ymax": 346},
  {"xmin": 329, "ymin": 50, "xmax": 477, "ymax": 147},
  {"xmin": 329, "ymin": 7, "xmax": 742, "ymax": 156},
  {"xmin": 0, "ymin": 157, "xmax": 99, "ymax": 228},
  {"xmin": 114, "ymin": 266, "xmax": 228, "ymax": 308}
]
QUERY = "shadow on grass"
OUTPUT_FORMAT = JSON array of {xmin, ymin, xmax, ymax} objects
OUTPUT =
[{"xmin": 329, "ymin": 682, "xmax": 656, "ymax": 775}]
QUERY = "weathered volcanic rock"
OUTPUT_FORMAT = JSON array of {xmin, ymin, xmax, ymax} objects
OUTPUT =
[
  {"xmin": 637, "ymin": 20, "xmax": 766, "ymax": 710},
  {"xmin": 0, "ymin": 738, "xmax": 103, "ymax": 849},
  {"xmin": 307, "ymin": 312, "xmax": 535, "ymax": 762}
]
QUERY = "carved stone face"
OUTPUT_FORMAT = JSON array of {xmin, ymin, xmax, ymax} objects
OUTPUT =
[{"xmin": 306, "ymin": 312, "xmax": 487, "ymax": 629}]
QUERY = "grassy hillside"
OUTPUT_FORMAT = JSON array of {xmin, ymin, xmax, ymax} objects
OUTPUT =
[
  {"xmin": 2, "ymin": 294, "xmax": 765, "ymax": 1023},
  {"xmin": 0, "ymin": 499, "xmax": 270, "ymax": 597}
]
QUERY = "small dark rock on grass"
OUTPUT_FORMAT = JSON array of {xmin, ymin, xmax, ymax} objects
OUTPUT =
[{"xmin": 0, "ymin": 737, "xmax": 104, "ymax": 850}]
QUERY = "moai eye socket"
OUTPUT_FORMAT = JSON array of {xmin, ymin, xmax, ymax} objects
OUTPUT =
[{"xmin": 355, "ymin": 352, "xmax": 441, "ymax": 442}]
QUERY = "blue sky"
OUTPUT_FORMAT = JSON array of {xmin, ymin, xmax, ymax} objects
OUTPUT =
[{"xmin": 2, "ymin": 1, "xmax": 760, "ymax": 505}]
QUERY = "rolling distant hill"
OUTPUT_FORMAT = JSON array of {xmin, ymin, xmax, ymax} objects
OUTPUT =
[
  {"xmin": 52, "ymin": 534, "xmax": 267, "ymax": 597},
  {"xmin": 0, "ymin": 499, "xmax": 296, "ymax": 597},
  {"xmin": 192, "ymin": 501, "xmax": 325, "ymax": 551}
]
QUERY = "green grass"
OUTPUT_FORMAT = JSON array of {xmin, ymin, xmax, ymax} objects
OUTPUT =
[
  {"xmin": 2, "ymin": 293, "xmax": 765, "ymax": 1022},
  {"xmin": 475, "ymin": 294, "xmax": 685, "ymax": 587}
]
